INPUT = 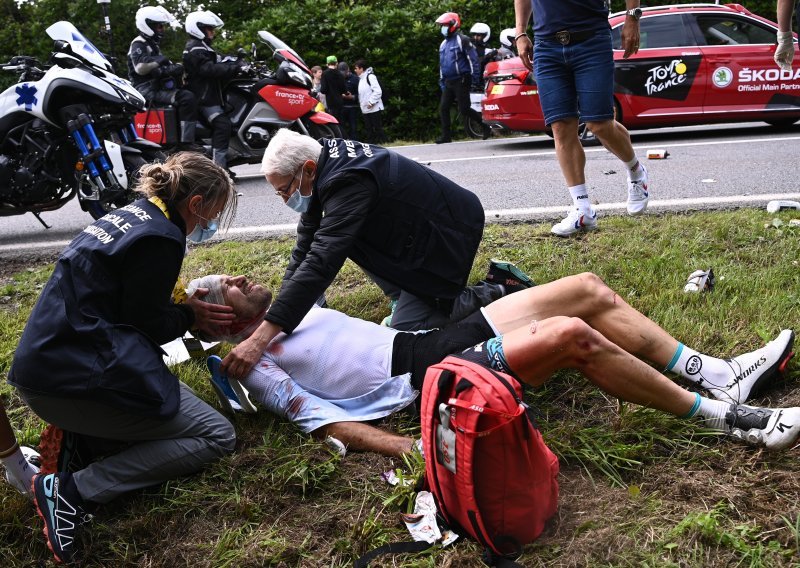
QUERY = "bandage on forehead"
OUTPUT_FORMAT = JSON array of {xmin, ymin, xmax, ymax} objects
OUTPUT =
[{"xmin": 187, "ymin": 275, "xmax": 225, "ymax": 306}]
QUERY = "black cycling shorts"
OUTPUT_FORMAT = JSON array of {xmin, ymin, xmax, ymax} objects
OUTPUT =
[{"xmin": 391, "ymin": 309, "xmax": 495, "ymax": 390}]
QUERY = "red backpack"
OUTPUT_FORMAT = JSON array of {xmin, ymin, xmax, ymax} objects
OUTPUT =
[{"xmin": 420, "ymin": 355, "xmax": 559, "ymax": 562}]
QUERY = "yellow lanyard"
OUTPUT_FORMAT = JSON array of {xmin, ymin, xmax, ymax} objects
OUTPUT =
[
  {"xmin": 148, "ymin": 197, "xmax": 188, "ymax": 303},
  {"xmin": 148, "ymin": 196, "xmax": 170, "ymax": 220}
]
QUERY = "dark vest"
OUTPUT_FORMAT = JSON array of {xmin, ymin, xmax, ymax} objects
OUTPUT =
[
  {"xmin": 315, "ymin": 139, "xmax": 485, "ymax": 306},
  {"xmin": 9, "ymin": 199, "xmax": 185, "ymax": 418}
]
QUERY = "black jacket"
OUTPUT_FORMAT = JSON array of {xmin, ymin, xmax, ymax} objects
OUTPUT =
[
  {"xmin": 265, "ymin": 138, "xmax": 485, "ymax": 333},
  {"xmin": 183, "ymin": 38, "xmax": 239, "ymax": 107},
  {"xmin": 9, "ymin": 199, "xmax": 192, "ymax": 418},
  {"xmin": 320, "ymin": 66, "xmax": 347, "ymax": 109},
  {"xmin": 127, "ymin": 35, "xmax": 182, "ymax": 90}
]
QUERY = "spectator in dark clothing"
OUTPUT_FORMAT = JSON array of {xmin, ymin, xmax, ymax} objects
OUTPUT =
[
  {"xmin": 320, "ymin": 55, "xmax": 347, "ymax": 124},
  {"xmin": 183, "ymin": 10, "xmax": 244, "ymax": 170},
  {"xmin": 338, "ymin": 61, "xmax": 360, "ymax": 139}
]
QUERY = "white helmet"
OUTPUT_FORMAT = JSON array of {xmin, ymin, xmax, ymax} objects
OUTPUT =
[
  {"xmin": 499, "ymin": 28, "xmax": 516, "ymax": 48},
  {"xmin": 135, "ymin": 6, "xmax": 177, "ymax": 39},
  {"xmin": 185, "ymin": 11, "xmax": 224, "ymax": 40},
  {"xmin": 469, "ymin": 22, "xmax": 491, "ymax": 44}
]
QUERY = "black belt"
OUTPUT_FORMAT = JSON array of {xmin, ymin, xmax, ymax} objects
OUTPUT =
[{"xmin": 538, "ymin": 29, "xmax": 599, "ymax": 45}]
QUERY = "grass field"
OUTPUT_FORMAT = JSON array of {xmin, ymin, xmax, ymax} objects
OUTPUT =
[{"xmin": 1, "ymin": 209, "xmax": 799, "ymax": 567}]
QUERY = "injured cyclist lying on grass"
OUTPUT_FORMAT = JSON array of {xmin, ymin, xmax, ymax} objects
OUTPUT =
[{"xmin": 189, "ymin": 272, "xmax": 797, "ymax": 458}]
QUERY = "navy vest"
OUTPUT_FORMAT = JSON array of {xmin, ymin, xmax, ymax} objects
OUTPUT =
[
  {"xmin": 9, "ymin": 199, "xmax": 185, "ymax": 418},
  {"xmin": 315, "ymin": 139, "xmax": 485, "ymax": 306}
]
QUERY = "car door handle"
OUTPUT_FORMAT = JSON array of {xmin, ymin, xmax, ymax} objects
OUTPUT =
[{"xmin": 681, "ymin": 52, "xmax": 701, "ymax": 56}]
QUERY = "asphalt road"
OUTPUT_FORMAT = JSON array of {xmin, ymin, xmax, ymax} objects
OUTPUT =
[{"xmin": 2, "ymin": 121, "xmax": 800, "ymax": 253}]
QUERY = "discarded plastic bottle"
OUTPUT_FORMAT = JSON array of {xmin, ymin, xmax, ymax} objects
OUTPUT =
[{"xmin": 766, "ymin": 200, "xmax": 800, "ymax": 213}]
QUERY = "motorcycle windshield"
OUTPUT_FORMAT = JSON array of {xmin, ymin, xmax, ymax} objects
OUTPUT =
[
  {"xmin": 46, "ymin": 21, "xmax": 113, "ymax": 72},
  {"xmin": 257, "ymin": 31, "xmax": 306, "ymax": 68}
]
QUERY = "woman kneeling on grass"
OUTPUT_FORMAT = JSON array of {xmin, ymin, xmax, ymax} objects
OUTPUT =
[{"xmin": 7, "ymin": 152, "xmax": 238, "ymax": 564}]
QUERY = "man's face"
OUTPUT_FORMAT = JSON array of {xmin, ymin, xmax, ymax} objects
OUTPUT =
[
  {"xmin": 354, "ymin": 66, "xmax": 363, "ymax": 76},
  {"xmin": 220, "ymin": 275, "xmax": 272, "ymax": 320}
]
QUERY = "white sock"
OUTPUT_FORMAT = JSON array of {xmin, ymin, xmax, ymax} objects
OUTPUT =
[
  {"xmin": 568, "ymin": 184, "xmax": 591, "ymax": 213},
  {"xmin": 625, "ymin": 157, "xmax": 644, "ymax": 181},
  {"xmin": 684, "ymin": 393, "xmax": 731, "ymax": 432},
  {"xmin": 0, "ymin": 443, "xmax": 35, "ymax": 489},
  {"xmin": 665, "ymin": 342, "xmax": 737, "ymax": 391}
]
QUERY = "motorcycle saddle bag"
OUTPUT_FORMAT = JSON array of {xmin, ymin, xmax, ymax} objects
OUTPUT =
[{"xmin": 134, "ymin": 107, "xmax": 179, "ymax": 145}]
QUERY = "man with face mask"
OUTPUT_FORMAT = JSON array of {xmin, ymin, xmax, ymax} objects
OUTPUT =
[
  {"xmin": 220, "ymin": 128, "xmax": 535, "ymax": 380},
  {"xmin": 435, "ymin": 11, "xmax": 481, "ymax": 144}
]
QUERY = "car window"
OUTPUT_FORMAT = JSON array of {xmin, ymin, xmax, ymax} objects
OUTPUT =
[
  {"xmin": 612, "ymin": 14, "xmax": 695, "ymax": 49},
  {"xmin": 694, "ymin": 15, "xmax": 775, "ymax": 46}
]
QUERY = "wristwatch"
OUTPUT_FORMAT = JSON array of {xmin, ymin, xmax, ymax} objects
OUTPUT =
[{"xmin": 625, "ymin": 7, "xmax": 642, "ymax": 21}]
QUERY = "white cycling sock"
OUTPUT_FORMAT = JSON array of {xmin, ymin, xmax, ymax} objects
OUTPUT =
[
  {"xmin": 684, "ymin": 393, "xmax": 730, "ymax": 432},
  {"xmin": 0, "ymin": 443, "xmax": 35, "ymax": 489},
  {"xmin": 568, "ymin": 184, "xmax": 591, "ymax": 213},
  {"xmin": 625, "ymin": 157, "xmax": 644, "ymax": 181},
  {"xmin": 665, "ymin": 342, "xmax": 736, "ymax": 391}
]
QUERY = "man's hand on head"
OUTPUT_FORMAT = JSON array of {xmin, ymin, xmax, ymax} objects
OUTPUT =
[
  {"xmin": 187, "ymin": 288, "xmax": 235, "ymax": 336},
  {"xmin": 221, "ymin": 320, "xmax": 282, "ymax": 380}
]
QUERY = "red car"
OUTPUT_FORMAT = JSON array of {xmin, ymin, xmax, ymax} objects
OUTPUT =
[{"xmin": 482, "ymin": 3, "xmax": 800, "ymax": 140}]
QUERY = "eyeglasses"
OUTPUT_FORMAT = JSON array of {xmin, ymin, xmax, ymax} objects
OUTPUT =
[{"xmin": 274, "ymin": 169, "xmax": 301, "ymax": 197}]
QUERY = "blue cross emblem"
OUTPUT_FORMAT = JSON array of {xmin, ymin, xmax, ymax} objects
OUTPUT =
[{"xmin": 15, "ymin": 84, "xmax": 38, "ymax": 111}]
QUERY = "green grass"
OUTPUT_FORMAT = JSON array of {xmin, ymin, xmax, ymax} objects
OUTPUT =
[{"xmin": 1, "ymin": 209, "xmax": 799, "ymax": 567}]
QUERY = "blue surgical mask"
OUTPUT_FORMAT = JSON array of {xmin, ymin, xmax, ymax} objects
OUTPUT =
[
  {"xmin": 187, "ymin": 218, "xmax": 218, "ymax": 243},
  {"xmin": 285, "ymin": 169, "xmax": 312, "ymax": 213},
  {"xmin": 441, "ymin": 26, "xmax": 449, "ymax": 37}
]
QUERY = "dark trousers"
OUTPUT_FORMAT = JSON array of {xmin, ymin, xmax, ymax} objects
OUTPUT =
[
  {"xmin": 439, "ymin": 75, "xmax": 471, "ymax": 140},
  {"xmin": 341, "ymin": 105, "xmax": 358, "ymax": 139},
  {"xmin": 363, "ymin": 111, "xmax": 385, "ymax": 144}
]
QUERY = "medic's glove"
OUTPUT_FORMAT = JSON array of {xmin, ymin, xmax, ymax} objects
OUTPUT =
[
  {"xmin": 775, "ymin": 31, "xmax": 795, "ymax": 72},
  {"xmin": 164, "ymin": 63, "xmax": 184, "ymax": 77}
]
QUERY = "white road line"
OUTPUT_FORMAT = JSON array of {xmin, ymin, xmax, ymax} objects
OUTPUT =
[
  {"xmin": 416, "ymin": 135, "xmax": 800, "ymax": 164},
  {"xmin": 2, "ymin": 193, "xmax": 798, "ymax": 253}
]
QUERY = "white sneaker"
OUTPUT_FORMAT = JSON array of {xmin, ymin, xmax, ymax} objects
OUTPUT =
[
  {"xmin": 709, "ymin": 330, "xmax": 795, "ymax": 404},
  {"xmin": 725, "ymin": 404, "xmax": 800, "ymax": 450},
  {"xmin": 5, "ymin": 446, "xmax": 40, "ymax": 497},
  {"xmin": 551, "ymin": 208, "xmax": 598, "ymax": 237},
  {"xmin": 627, "ymin": 163, "xmax": 649, "ymax": 215}
]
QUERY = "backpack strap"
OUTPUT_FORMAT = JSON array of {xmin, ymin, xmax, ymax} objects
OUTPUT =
[{"xmin": 354, "ymin": 540, "xmax": 433, "ymax": 567}]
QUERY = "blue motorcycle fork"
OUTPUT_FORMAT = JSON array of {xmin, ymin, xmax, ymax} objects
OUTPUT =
[{"xmin": 67, "ymin": 115, "xmax": 110, "ymax": 181}]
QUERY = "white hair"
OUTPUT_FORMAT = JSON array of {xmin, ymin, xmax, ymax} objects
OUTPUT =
[{"xmin": 260, "ymin": 128, "xmax": 323, "ymax": 177}]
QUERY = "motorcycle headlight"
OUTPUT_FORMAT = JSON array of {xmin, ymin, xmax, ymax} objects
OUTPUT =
[
  {"xmin": 119, "ymin": 88, "xmax": 145, "ymax": 111},
  {"xmin": 284, "ymin": 61, "xmax": 311, "ymax": 88}
]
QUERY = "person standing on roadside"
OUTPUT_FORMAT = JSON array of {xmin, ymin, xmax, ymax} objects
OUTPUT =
[
  {"xmin": 354, "ymin": 59, "xmax": 385, "ymax": 144},
  {"xmin": 435, "ymin": 11, "xmax": 480, "ymax": 144},
  {"xmin": 320, "ymin": 55, "xmax": 347, "ymax": 124},
  {"xmin": 513, "ymin": 0, "xmax": 651, "ymax": 237},
  {"xmin": 775, "ymin": 0, "xmax": 797, "ymax": 70},
  {"xmin": 339, "ymin": 61, "xmax": 360, "ymax": 139}
]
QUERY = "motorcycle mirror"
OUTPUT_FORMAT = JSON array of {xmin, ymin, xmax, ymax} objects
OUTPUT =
[
  {"xmin": 251, "ymin": 42, "xmax": 257, "ymax": 60},
  {"xmin": 53, "ymin": 39, "xmax": 73, "ymax": 54},
  {"xmin": 52, "ymin": 52, "xmax": 80, "ymax": 69}
]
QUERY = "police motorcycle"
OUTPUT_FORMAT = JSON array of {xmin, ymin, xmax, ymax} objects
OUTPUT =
[
  {"xmin": 0, "ymin": 21, "xmax": 161, "ymax": 225},
  {"xmin": 135, "ymin": 31, "xmax": 341, "ymax": 166}
]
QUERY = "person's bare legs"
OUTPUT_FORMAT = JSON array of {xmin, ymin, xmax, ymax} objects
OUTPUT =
[
  {"xmin": 499, "ymin": 316, "xmax": 695, "ymax": 416},
  {"xmin": 485, "ymin": 272, "xmax": 678, "ymax": 366},
  {"xmin": 0, "ymin": 402, "xmax": 16, "ymax": 450},
  {"xmin": 0, "ymin": 400, "xmax": 39, "ymax": 495},
  {"xmin": 314, "ymin": 421, "xmax": 414, "ymax": 458},
  {"xmin": 585, "ymin": 118, "xmax": 635, "ymax": 163},
  {"xmin": 550, "ymin": 118, "xmax": 586, "ymax": 186}
]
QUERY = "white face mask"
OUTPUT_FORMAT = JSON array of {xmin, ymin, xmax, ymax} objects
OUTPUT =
[
  {"xmin": 284, "ymin": 168, "xmax": 312, "ymax": 213},
  {"xmin": 441, "ymin": 25, "xmax": 449, "ymax": 37}
]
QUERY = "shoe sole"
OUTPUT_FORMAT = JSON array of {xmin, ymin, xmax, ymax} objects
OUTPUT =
[
  {"xmin": 748, "ymin": 330, "xmax": 795, "ymax": 400},
  {"xmin": 489, "ymin": 259, "xmax": 536, "ymax": 288},
  {"xmin": 38, "ymin": 425, "xmax": 63, "ymax": 476},
  {"xmin": 551, "ymin": 224, "xmax": 598, "ymax": 237},
  {"xmin": 207, "ymin": 356, "xmax": 257, "ymax": 414},
  {"xmin": 32, "ymin": 476, "xmax": 67, "ymax": 564}
]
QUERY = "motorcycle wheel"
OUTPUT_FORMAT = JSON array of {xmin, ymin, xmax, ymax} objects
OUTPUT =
[
  {"xmin": 306, "ymin": 122, "xmax": 342, "ymax": 139},
  {"xmin": 84, "ymin": 153, "xmax": 148, "ymax": 220}
]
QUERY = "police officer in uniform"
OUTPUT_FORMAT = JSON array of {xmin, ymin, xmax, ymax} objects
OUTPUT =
[
  {"xmin": 221, "ymin": 129, "xmax": 534, "ymax": 381},
  {"xmin": 183, "ymin": 11, "xmax": 244, "ymax": 171},
  {"xmin": 9, "ymin": 153, "xmax": 237, "ymax": 564},
  {"xmin": 127, "ymin": 6, "xmax": 199, "ymax": 146}
]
